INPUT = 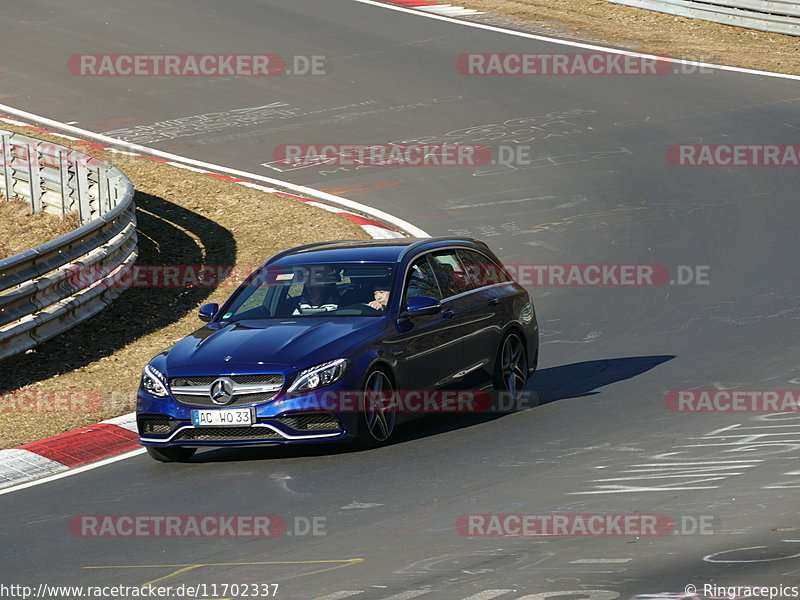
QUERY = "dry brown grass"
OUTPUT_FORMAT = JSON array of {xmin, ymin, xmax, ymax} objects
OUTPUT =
[
  {"xmin": 0, "ymin": 196, "xmax": 81, "ymax": 260},
  {"xmin": 459, "ymin": 0, "xmax": 799, "ymax": 75},
  {"xmin": 0, "ymin": 123, "xmax": 370, "ymax": 448}
]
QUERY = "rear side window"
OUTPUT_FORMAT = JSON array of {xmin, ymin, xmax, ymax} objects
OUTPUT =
[
  {"xmin": 430, "ymin": 251, "xmax": 471, "ymax": 297},
  {"xmin": 457, "ymin": 249, "xmax": 510, "ymax": 288}
]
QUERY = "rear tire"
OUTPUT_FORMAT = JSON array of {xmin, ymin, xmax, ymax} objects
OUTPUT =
[
  {"xmin": 145, "ymin": 445, "xmax": 196, "ymax": 462},
  {"xmin": 355, "ymin": 368, "xmax": 397, "ymax": 448}
]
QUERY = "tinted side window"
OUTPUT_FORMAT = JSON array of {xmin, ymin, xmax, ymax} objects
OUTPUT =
[
  {"xmin": 430, "ymin": 251, "xmax": 471, "ymax": 297},
  {"xmin": 404, "ymin": 256, "xmax": 441, "ymax": 303},
  {"xmin": 457, "ymin": 249, "xmax": 510, "ymax": 288}
]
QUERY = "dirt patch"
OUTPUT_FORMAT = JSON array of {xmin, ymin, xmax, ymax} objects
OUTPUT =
[
  {"xmin": 457, "ymin": 0, "xmax": 799, "ymax": 75},
  {"xmin": 0, "ymin": 196, "xmax": 81, "ymax": 260},
  {"xmin": 0, "ymin": 122, "xmax": 371, "ymax": 449}
]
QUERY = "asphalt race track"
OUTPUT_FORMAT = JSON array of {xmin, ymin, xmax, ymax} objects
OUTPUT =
[{"xmin": 1, "ymin": 0, "xmax": 800, "ymax": 598}]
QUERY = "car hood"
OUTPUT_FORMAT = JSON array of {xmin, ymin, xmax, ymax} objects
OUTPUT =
[{"xmin": 164, "ymin": 318, "xmax": 384, "ymax": 372}]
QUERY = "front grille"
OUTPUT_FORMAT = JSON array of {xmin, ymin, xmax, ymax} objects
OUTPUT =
[
  {"xmin": 168, "ymin": 373, "xmax": 284, "ymax": 408},
  {"xmin": 277, "ymin": 414, "xmax": 341, "ymax": 431},
  {"xmin": 172, "ymin": 391, "xmax": 280, "ymax": 407},
  {"xmin": 169, "ymin": 374, "xmax": 283, "ymax": 387},
  {"xmin": 173, "ymin": 427, "xmax": 284, "ymax": 442},
  {"xmin": 138, "ymin": 416, "xmax": 181, "ymax": 435}
]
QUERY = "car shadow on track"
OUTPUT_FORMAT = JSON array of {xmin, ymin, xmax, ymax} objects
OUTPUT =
[
  {"xmin": 530, "ymin": 354, "xmax": 675, "ymax": 404},
  {"xmin": 388, "ymin": 354, "xmax": 676, "ymax": 444},
  {"xmin": 189, "ymin": 355, "xmax": 674, "ymax": 463}
]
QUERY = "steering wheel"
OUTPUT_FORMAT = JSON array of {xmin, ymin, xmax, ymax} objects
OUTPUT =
[{"xmin": 338, "ymin": 303, "xmax": 383, "ymax": 315}]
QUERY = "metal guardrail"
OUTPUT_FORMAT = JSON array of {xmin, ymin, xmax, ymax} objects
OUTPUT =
[
  {"xmin": 0, "ymin": 129, "xmax": 137, "ymax": 362},
  {"xmin": 603, "ymin": 0, "xmax": 800, "ymax": 35}
]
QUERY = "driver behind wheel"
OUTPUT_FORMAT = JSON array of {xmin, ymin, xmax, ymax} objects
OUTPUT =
[
  {"xmin": 293, "ymin": 283, "xmax": 339, "ymax": 314},
  {"xmin": 367, "ymin": 288, "xmax": 390, "ymax": 311}
]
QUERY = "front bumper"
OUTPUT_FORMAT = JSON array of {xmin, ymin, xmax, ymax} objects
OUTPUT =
[{"xmin": 136, "ymin": 381, "xmax": 362, "ymax": 447}]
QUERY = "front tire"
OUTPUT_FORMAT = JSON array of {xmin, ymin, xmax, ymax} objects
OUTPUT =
[
  {"xmin": 494, "ymin": 332, "xmax": 528, "ymax": 401},
  {"xmin": 145, "ymin": 445, "xmax": 197, "ymax": 462},
  {"xmin": 355, "ymin": 368, "xmax": 397, "ymax": 448}
]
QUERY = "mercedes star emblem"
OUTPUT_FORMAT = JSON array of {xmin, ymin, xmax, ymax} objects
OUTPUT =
[{"xmin": 209, "ymin": 377, "xmax": 235, "ymax": 405}]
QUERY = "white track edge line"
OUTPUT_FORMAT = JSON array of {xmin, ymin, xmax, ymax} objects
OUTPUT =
[
  {"xmin": 0, "ymin": 448, "xmax": 146, "ymax": 496},
  {"xmin": 353, "ymin": 0, "xmax": 800, "ymax": 81}
]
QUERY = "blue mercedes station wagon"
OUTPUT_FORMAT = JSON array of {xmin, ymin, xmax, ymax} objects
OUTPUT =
[{"xmin": 137, "ymin": 237, "xmax": 538, "ymax": 461}]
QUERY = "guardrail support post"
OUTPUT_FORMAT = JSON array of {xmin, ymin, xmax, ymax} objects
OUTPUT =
[
  {"xmin": 97, "ymin": 165, "xmax": 110, "ymax": 213},
  {"xmin": 75, "ymin": 160, "xmax": 91, "ymax": 222},
  {"xmin": 0, "ymin": 131, "xmax": 13, "ymax": 201},
  {"xmin": 25, "ymin": 138, "xmax": 43, "ymax": 214},
  {"xmin": 58, "ymin": 148, "xmax": 70, "ymax": 214}
]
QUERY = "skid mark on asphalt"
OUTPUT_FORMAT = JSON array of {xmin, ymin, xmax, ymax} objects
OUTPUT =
[
  {"xmin": 320, "ymin": 181, "xmax": 405, "ymax": 196},
  {"xmin": 541, "ymin": 331, "xmax": 601, "ymax": 345},
  {"xmin": 515, "ymin": 202, "xmax": 652, "ymax": 235},
  {"xmin": 446, "ymin": 196, "xmax": 557, "ymax": 210}
]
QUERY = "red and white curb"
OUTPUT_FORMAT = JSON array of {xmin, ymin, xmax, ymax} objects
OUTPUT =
[
  {"xmin": 381, "ymin": 0, "xmax": 483, "ymax": 16},
  {"xmin": 0, "ymin": 115, "xmax": 414, "ymax": 491},
  {"xmin": 0, "ymin": 116, "xmax": 406, "ymax": 240},
  {"xmin": 0, "ymin": 415, "xmax": 139, "ymax": 490}
]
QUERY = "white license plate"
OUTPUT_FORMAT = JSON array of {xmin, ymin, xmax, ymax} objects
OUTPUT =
[{"xmin": 191, "ymin": 408, "xmax": 253, "ymax": 427}]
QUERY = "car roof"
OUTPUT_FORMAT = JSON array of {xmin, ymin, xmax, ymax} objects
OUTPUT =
[{"xmin": 265, "ymin": 237, "xmax": 488, "ymax": 266}]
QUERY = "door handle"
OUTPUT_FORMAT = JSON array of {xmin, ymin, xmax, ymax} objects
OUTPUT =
[
  {"xmin": 488, "ymin": 297, "xmax": 499, "ymax": 306},
  {"xmin": 442, "ymin": 309, "xmax": 454, "ymax": 319}
]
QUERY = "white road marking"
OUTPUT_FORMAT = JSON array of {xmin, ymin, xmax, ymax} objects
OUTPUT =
[
  {"xmin": 704, "ymin": 540, "xmax": 800, "ymax": 563},
  {"xmin": 362, "ymin": 224, "xmax": 404, "ymax": 238},
  {"xmin": 383, "ymin": 591, "xmax": 430, "ymax": 600},
  {"xmin": 0, "ymin": 449, "xmax": 146, "ymax": 496},
  {"xmin": 0, "ymin": 450, "xmax": 68, "ymax": 489},
  {"xmin": 518, "ymin": 592, "xmax": 619, "ymax": 600},
  {"xmin": 462, "ymin": 590, "xmax": 515, "ymax": 600},
  {"xmin": 418, "ymin": 6, "xmax": 484, "ymax": 16},
  {"xmin": 570, "ymin": 558, "xmax": 633, "ymax": 564},
  {"xmin": 341, "ymin": 501, "xmax": 386, "ymax": 509},
  {"xmin": 353, "ymin": 0, "xmax": 800, "ymax": 81},
  {"xmin": 314, "ymin": 592, "xmax": 364, "ymax": 600},
  {"xmin": 101, "ymin": 413, "xmax": 138, "ymax": 432},
  {"xmin": 231, "ymin": 103, "xmax": 289, "ymax": 113}
]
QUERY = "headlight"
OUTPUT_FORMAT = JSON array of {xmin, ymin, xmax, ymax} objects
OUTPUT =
[
  {"xmin": 520, "ymin": 302, "xmax": 534, "ymax": 323},
  {"xmin": 288, "ymin": 359, "xmax": 349, "ymax": 393},
  {"xmin": 141, "ymin": 365, "xmax": 169, "ymax": 397}
]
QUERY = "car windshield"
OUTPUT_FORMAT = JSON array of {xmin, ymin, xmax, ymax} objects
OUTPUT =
[{"xmin": 221, "ymin": 263, "xmax": 395, "ymax": 321}]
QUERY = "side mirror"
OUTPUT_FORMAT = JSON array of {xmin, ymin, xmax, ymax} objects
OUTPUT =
[
  {"xmin": 198, "ymin": 303, "xmax": 219, "ymax": 322},
  {"xmin": 402, "ymin": 296, "xmax": 441, "ymax": 318}
]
